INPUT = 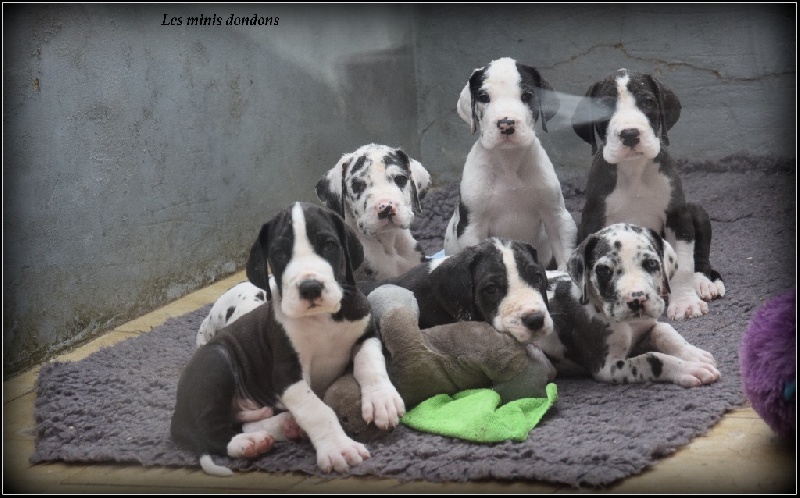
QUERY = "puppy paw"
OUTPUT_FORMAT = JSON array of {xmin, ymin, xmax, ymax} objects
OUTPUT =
[
  {"xmin": 361, "ymin": 383, "xmax": 406, "ymax": 430},
  {"xmin": 694, "ymin": 272, "xmax": 725, "ymax": 301},
  {"xmin": 316, "ymin": 437, "xmax": 371, "ymax": 473},
  {"xmin": 227, "ymin": 431, "xmax": 275, "ymax": 459},
  {"xmin": 242, "ymin": 411, "xmax": 298, "ymax": 442},
  {"xmin": 667, "ymin": 293, "xmax": 709, "ymax": 320},
  {"xmin": 673, "ymin": 360, "xmax": 721, "ymax": 387},
  {"xmin": 281, "ymin": 413, "xmax": 308, "ymax": 441},
  {"xmin": 676, "ymin": 344, "xmax": 717, "ymax": 367},
  {"xmin": 235, "ymin": 406, "xmax": 274, "ymax": 423}
]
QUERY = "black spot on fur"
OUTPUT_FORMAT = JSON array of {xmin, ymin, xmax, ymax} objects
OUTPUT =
[
  {"xmin": 255, "ymin": 291, "xmax": 265, "ymax": 301},
  {"xmin": 616, "ymin": 360, "xmax": 625, "ymax": 369},
  {"xmin": 351, "ymin": 178, "xmax": 366, "ymax": 196},
  {"xmin": 646, "ymin": 354, "xmax": 664, "ymax": 378},
  {"xmin": 350, "ymin": 155, "xmax": 367, "ymax": 175},
  {"xmin": 225, "ymin": 306, "xmax": 236, "ymax": 322},
  {"xmin": 455, "ymin": 200, "xmax": 470, "ymax": 238}
]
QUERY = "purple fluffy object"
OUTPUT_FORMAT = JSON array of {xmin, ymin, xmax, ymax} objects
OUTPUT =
[{"xmin": 739, "ymin": 288, "xmax": 796, "ymax": 440}]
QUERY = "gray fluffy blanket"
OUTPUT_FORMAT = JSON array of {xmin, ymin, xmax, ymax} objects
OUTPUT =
[{"xmin": 29, "ymin": 154, "xmax": 795, "ymax": 489}]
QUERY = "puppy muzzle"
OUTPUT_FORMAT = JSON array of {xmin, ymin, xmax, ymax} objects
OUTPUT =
[
  {"xmin": 607, "ymin": 289, "xmax": 664, "ymax": 322},
  {"xmin": 281, "ymin": 273, "xmax": 343, "ymax": 318},
  {"xmin": 357, "ymin": 198, "xmax": 413, "ymax": 235},
  {"xmin": 480, "ymin": 107, "xmax": 534, "ymax": 149}
]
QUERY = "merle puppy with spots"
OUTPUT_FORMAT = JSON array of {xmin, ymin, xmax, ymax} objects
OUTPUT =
[
  {"xmin": 172, "ymin": 202, "xmax": 404, "ymax": 476},
  {"xmin": 571, "ymin": 68, "xmax": 725, "ymax": 320},
  {"xmin": 315, "ymin": 143, "xmax": 431, "ymax": 282},
  {"xmin": 535, "ymin": 223, "xmax": 720, "ymax": 387},
  {"xmin": 443, "ymin": 57, "xmax": 577, "ymax": 271},
  {"xmin": 196, "ymin": 281, "xmax": 267, "ymax": 347}
]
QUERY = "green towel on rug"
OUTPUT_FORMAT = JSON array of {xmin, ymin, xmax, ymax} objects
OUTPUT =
[{"xmin": 400, "ymin": 383, "xmax": 558, "ymax": 443}]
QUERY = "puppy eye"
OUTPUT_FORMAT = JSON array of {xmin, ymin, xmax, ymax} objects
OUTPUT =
[
  {"xmin": 270, "ymin": 250, "xmax": 289, "ymax": 265},
  {"xmin": 643, "ymin": 259, "xmax": 660, "ymax": 272},
  {"xmin": 323, "ymin": 239, "xmax": 339, "ymax": 252},
  {"xmin": 482, "ymin": 283, "xmax": 499, "ymax": 296},
  {"xmin": 350, "ymin": 178, "xmax": 366, "ymax": 195},
  {"xmin": 595, "ymin": 265, "xmax": 612, "ymax": 279},
  {"xmin": 476, "ymin": 91, "xmax": 490, "ymax": 104},
  {"xmin": 394, "ymin": 175, "xmax": 408, "ymax": 188},
  {"xmin": 521, "ymin": 91, "xmax": 533, "ymax": 104},
  {"xmin": 639, "ymin": 95, "xmax": 656, "ymax": 108}
]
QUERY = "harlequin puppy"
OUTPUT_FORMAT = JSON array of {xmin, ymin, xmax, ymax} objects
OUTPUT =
[
  {"xmin": 363, "ymin": 237, "xmax": 553, "ymax": 345},
  {"xmin": 315, "ymin": 143, "xmax": 432, "ymax": 282},
  {"xmin": 536, "ymin": 223, "xmax": 721, "ymax": 387},
  {"xmin": 443, "ymin": 57, "xmax": 577, "ymax": 271},
  {"xmin": 571, "ymin": 68, "xmax": 725, "ymax": 320},
  {"xmin": 195, "ymin": 281, "xmax": 266, "ymax": 347},
  {"xmin": 171, "ymin": 202, "xmax": 405, "ymax": 476}
]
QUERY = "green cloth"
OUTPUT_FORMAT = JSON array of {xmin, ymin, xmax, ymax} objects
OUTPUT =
[{"xmin": 400, "ymin": 383, "xmax": 558, "ymax": 443}]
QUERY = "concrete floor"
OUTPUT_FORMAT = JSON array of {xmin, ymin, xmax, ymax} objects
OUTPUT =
[{"xmin": 3, "ymin": 271, "xmax": 796, "ymax": 494}]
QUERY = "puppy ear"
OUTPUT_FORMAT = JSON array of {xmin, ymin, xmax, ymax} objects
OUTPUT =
[
  {"xmin": 395, "ymin": 149, "xmax": 425, "ymax": 214},
  {"xmin": 456, "ymin": 82, "xmax": 474, "ymax": 132},
  {"xmin": 646, "ymin": 75, "xmax": 681, "ymax": 147},
  {"xmin": 246, "ymin": 221, "xmax": 274, "ymax": 300},
  {"xmin": 648, "ymin": 228, "xmax": 678, "ymax": 296},
  {"xmin": 429, "ymin": 245, "xmax": 483, "ymax": 321},
  {"xmin": 518, "ymin": 64, "xmax": 560, "ymax": 133},
  {"xmin": 408, "ymin": 157, "xmax": 431, "ymax": 201},
  {"xmin": 567, "ymin": 233, "xmax": 598, "ymax": 305},
  {"xmin": 315, "ymin": 154, "xmax": 351, "ymax": 219},
  {"xmin": 572, "ymin": 81, "xmax": 604, "ymax": 156}
]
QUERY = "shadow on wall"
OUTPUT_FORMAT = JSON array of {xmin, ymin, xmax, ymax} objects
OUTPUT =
[{"xmin": 333, "ymin": 47, "xmax": 419, "ymax": 158}]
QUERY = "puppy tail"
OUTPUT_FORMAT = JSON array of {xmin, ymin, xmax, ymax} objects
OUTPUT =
[{"xmin": 200, "ymin": 454, "xmax": 233, "ymax": 477}]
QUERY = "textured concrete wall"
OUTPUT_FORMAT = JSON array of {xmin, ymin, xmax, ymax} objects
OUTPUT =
[
  {"xmin": 3, "ymin": 3, "xmax": 795, "ymax": 378},
  {"xmin": 3, "ymin": 4, "xmax": 418, "ymax": 377},
  {"xmin": 414, "ymin": 3, "xmax": 796, "ymax": 184}
]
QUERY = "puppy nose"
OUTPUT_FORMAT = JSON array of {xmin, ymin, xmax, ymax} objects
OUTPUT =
[
  {"xmin": 497, "ymin": 117, "xmax": 516, "ymax": 136},
  {"xmin": 620, "ymin": 128, "xmax": 640, "ymax": 147},
  {"xmin": 298, "ymin": 280, "xmax": 323, "ymax": 300},
  {"xmin": 377, "ymin": 202, "xmax": 396, "ymax": 220},
  {"xmin": 626, "ymin": 291, "xmax": 647, "ymax": 312},
  {"xmin": 521, "ymin": 311, "xmax": 545, "ymax": 331}
]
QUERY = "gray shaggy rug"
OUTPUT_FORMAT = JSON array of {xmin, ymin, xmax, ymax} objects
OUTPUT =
[{"xmin": 29, "ymin": 154, "xmax": 795, "ymax": 489}]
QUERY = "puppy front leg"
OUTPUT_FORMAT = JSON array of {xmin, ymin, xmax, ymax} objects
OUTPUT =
[
  {"xmin": 353, "ymin": 336, "xmax": 405, "ymax": 430},
  {"xmin": 647, "ymin": 322, "xmax": 718, "ymax": 367},
  {"xmin": 444, "ymin": 205, "xmax": 488, "ymax": 255},
  {"xmin": 594, "ymin": 323, "xmax": 719, "ymax": 387},
  {"xmin": 281, "ymin": 381, "xmax": 370, "ymax": 473},
  {"xmin": 543, "ymin": 206, "xmax": 578, "ymax": 271}
]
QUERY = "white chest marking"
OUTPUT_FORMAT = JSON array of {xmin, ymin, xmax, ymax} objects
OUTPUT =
[{"xmin": 605, "ymin": 159, "xmax": 672, "ymax": 232}]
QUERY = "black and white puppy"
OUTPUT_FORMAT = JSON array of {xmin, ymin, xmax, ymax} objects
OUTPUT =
[
  {"xmin": 536, "ymin": 223, "xmax": 721, "ymax": 387},
  {"xmin": 364, "ymin": 237, "xmax": 553, "ymax": 345},
  {"xmin": 571, "ymin": 68, "xmax": 725, "ymax": 320},
  {"xmin": 315, "ymin": 143, "xmax": 432, "ymax": 282},
  {"xmin": 443, "ymin": 57, "xmax": 577, "ymax": 271},
  {"xmin": 171, "ymin": 202, "xmax": 404, "ymax": 476}
]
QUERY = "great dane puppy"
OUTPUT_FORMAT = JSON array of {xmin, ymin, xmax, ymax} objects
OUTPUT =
[
  {"xmin": 362, "ymin": 236, "xmax": 554, "ymax": 345},
  {"xmin": 171, "ymin": 202, "xmax": 404, "ymax": 476},
  {"xmin": 195, "ymin": 281, "xmax": 266, "ymax": 347},
  {"xmin": 315, "ymin": 143, "xmax": 431, "ymax": 282},
  {"xmin": 536, "ymin": 223, "xmax": 721, "ymax": 387},
  {"xmin": 197, "ymin": 145, "xmax": 431, "ymax": 345},
  {"xmin": 443, "ymin": 57, "xmax": 577, "ymax": 271},
  {"xmin": 571, "ymin": 68, "xmax": 725, "ymax": 320}
]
